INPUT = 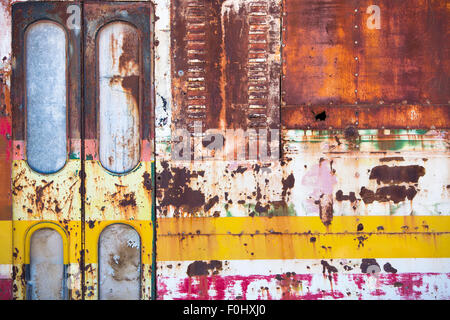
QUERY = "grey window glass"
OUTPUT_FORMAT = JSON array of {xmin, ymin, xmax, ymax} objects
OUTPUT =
[
  {"xmin": 26, "ymin": 21, "xmax": 67, "ymax": 173},
  {"xmin": 99, "ymin": 224, "xmax": 141, "ymax": 300},
  {"xmin": 29, "ymin": 228, "xmax": 65, "ymax": 300},
  {"xmin": 98, "ymin": 22, "xmax": 141, "ymax": 174}
]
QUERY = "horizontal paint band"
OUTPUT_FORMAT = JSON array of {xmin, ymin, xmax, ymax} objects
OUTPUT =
[
  {"xmin": 11, "ymin": 220, "xmax": 152, "ymax": 265},
  {"xmin": 156, "ymin": 258, "xmax": 450, "ymax": 300},
  {"xmin": 282, "ymin": 104, "xmax": 450, "ymax": 130},
  {"xmin": 157, "ymin": 215, "xmax": 450, "ymax": 236},
  {"xmin": 157, "ymin": 258, "xmax": 450, "ymax": 277},
  {"xmin": 157, "ymin": 216, "xmax": 450, "ymax": 261},
  {"xmin": 8, "ymin": 216, "xmax": 450, "ymax": 263},
  {"xmin": 85, "ymin": 139, "xmax": 153, "ymax": 161},
  {"xmin": 12, "ymin": 139, "xmax": 153, "ymax": 161}
]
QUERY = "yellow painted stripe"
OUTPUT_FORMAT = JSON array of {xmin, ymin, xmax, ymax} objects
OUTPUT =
[
  {"xmin": 158, "ymin": 216, "xmax": 450, "ymax": 235},
  {"xmin": 13, "ymin": 220, "xmax": 81, "ymax": 264},
  {"xmin": 11, "ymin": 220, "xmax": 153, "ymax": 265},
  {"xmin": 0, "ymin": 221, "xmax": 12, "ymax": 265},
  {"xmin": 157, "ymin": 216, "xmax": 450, "ymax": 261},
  {"xmin": 9, "ymin": 217, "xmax": 450, "ymax": 263}
]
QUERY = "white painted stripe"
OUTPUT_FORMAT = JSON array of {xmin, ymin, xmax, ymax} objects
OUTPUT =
[{"xmin": 157, "ymin": 258, "xmax": 450, "ymax": 278}]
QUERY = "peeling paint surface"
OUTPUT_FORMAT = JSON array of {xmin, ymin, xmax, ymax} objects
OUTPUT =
[
  {"xmin": 157, "ymin": 259, "xmax": 450, "ymax": 300},
  {"xmin": 0, "ymin": 0, "xmax": 448, "ymax": 301}
]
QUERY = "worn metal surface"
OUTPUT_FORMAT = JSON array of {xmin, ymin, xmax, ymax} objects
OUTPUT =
[
  {"xmin": 10, "ymin": 1, "xmax": 83, "ymax": 300},
  {"xmin": 0, "ymin": 0, "xmax": 448, "ymax": 301},
  {"xmin": 154, "ymin": 0, "xmax": 449, "ymax": 300},
  {"xmin": 282, "ymin": 105, "xmax": 450, "ymax": 129},
  {"xmin": 171, "ymin": 0, "xmax": 280, "ymax": 132},
  {"xmin": 157, "ymin": 258, "xmax": 450, "ymax": 300},
  {"xmin": 83, "ymin": 1, "xmax": 154, "ymax": 300},
  {"xmin": 282, "ymin": 0, "xmax": 449, "ymax": 106}
]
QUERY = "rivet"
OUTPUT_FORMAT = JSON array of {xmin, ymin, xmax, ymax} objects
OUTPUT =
[
  {"xmin": 355, "ymin": 25, "xmax": 358, "ymax": 29},
  {"xmin": 354, "ymin": 41, "xmax": 358, "ymax": 44},
  {"xmin": 355, "ymin": 57, "xmax": 358, "ymax": 60},
  {"xmin": 354, "ymin": 9, "xmax": 358, "ymax": 12},
  {"xmin": 355, "ymin": 73, "xmax": 359, "ymax": 77}
]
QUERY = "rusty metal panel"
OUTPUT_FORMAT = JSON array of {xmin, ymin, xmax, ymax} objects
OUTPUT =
[
  {"xmin": 84, "ymin": 1, "xmax": 154, "ymax": 147},
  {"xmin": 11, "ymin": 1, "xmax": 83, "ymax": 300},
  {"xmin": 282, "ymin": 0, "xmax": 449, "ymax": 106},
  {"xmin": 155, "ymin": 128, "xmax": 450, "ymax": 299},
  {"xmin": 282, "ymin": 0, "xmax": 356, "ymax": 105},
  {"xmin": 83, "ymin": 1, "xmax": 154, "ymax": 300},
  {"xmin": 282, "ymin": 105, "xmax": 450, "ymax": 129},
  {"xmin": 0, "ymin": 0, "xmax": 448, "ymax": 302},
  {"xmin": 156, "ymin": 0, "xmax": 449, "ymax": 299},
  {"xmin": 171, "ymin": 0, "xmax": 281, "ymax": 132}
]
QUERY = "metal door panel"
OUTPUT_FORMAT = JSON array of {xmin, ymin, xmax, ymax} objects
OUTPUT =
[
  {"xmin": 11, "ymin": 1, "xmax": 83, "ymax": 300},
  {"xmin": 83, "ymin": 1, "xmax": 154, "ymax": 300}
]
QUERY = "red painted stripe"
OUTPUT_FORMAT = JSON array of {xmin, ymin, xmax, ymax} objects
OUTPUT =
[
  {"xmin": 0, "ymin": 279, "xmax": 12, "ymax": 300},
  {"xmin": 157, "ymin": 273, "xmax": 450, "ymax": 300}
]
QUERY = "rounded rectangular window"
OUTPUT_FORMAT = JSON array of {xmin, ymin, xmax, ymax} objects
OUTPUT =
[
  {"xmin": 29, "ymin": 228, "xmax": 65, "ymax": 300},
  {"xmin": 98, "ymin": 22, "xmax": 141, "ymax": 174},
  {"xmin": 99, "ymin": 224, "xmax": 141, "ymax": 300},
  {"xmin": 26, "ymin": 21, "xmax": 67, "ymax": 174}
]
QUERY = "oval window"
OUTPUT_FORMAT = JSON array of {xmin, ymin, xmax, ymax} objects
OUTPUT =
[
  {"xmin": 99, "ymin": 224, "xmax": 141, "ymax": 300},
  {"xmin": 26, "ymin": 21, "xmax": 67, "ymax": 174},
  {"xmin": 98, "ymin": 22, "xmax": 141, "ymax": 174},
  {"xmin": 29, "ymin": 228, "xmax": 65, "ymax": 300}
]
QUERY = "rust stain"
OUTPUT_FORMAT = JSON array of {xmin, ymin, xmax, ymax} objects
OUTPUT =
[
  {"xmin": 360, "ymin": 186, "xmax": 418, "ymax": 204},
  {"xmin": 186, "ymin": 260, "xmax": 223, "ymax": 277},
  {"xmin": 157, "ymin": 161, "xmax": 206, "ymax": 216},
  {"xmin": 369, "ymin": 165, "xmax": 426, "ymax": 185},
  {"xmin": 142, "ymin": 172, "xmax": 152, "ymax": 191}
]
